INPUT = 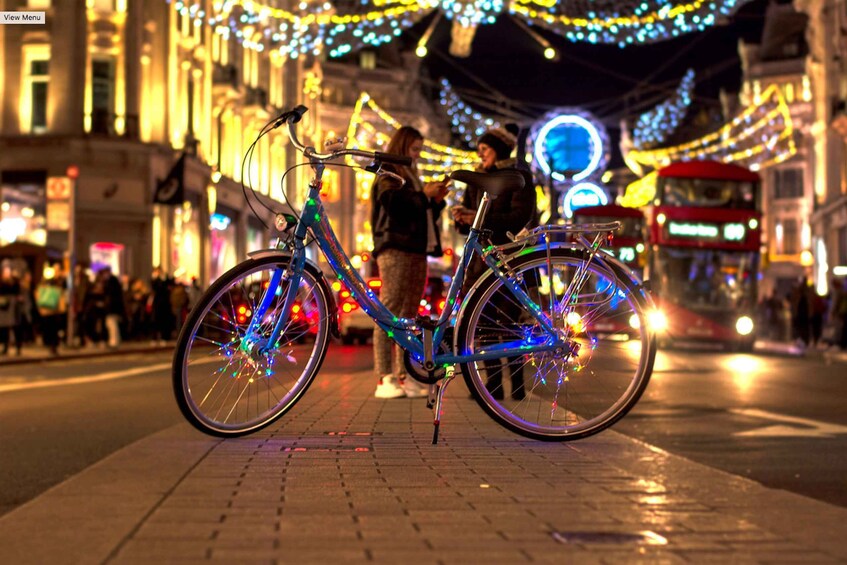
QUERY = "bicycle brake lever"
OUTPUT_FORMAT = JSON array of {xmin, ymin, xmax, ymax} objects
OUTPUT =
[{"xmin": 366, "ymin": 163, "xmax": 405, "ymax": 187}]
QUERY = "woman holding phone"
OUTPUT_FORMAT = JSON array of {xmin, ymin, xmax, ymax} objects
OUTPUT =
[{"xmin": 371, "ymin": 126, "xmax": 451, "ymax": 399}]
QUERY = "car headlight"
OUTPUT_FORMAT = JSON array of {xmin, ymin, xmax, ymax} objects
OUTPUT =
[
  {"xmin": 647, "ymin": 310, "xmax": 667, "ymax": 332},
  {"xmin": 736, "ymin": 316, "xmax": 754, "ymax": 336}
]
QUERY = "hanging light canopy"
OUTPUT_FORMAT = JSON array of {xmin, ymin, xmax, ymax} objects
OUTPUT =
[
  {"xmin": 632, "ymin": 69, "xmax": 696, "ymax": 149},
  {"xmin": 622, "ymin": 83, "xmax": 797, "ymax": 177},
  {"xmin": 173, "ymin": 0, "xmax": 756, "ymax": 59}
]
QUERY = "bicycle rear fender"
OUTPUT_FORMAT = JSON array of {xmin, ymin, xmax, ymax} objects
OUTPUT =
[{"xmin": 247, "ymin": 249, "xmax": 340, "ymax": 339}]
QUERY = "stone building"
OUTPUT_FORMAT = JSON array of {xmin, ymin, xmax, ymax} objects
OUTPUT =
[
  {"xmin": 738, "ymin": 1, "xmax": 816, "ymax": 298},
  {"xmin": 0, "ymin": 0, "xmax": 451, "ymax": 287}
]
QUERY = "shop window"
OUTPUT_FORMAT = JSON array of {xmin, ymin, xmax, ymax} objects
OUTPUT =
[
  {"xmin": 0, "ymin": 171, "xmax": 47, "ymax": 246},
  {"xmin": 772, "ymin": 167, "xmax": 803, "ymax": 199}
]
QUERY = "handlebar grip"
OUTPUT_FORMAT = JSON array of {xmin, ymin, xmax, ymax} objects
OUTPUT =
[
  {"xmin": 374, "ymin": 151, "xmax": 412, "ymax": 167},
  {"xmin": 289, "ymin": 105, "xmax": 308, "ymax": 123}
]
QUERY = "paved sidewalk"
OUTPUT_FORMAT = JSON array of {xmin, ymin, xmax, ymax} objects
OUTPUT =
[{"xmin": 1, "ymin": 369, "xmax": 846, "ymax": 564}]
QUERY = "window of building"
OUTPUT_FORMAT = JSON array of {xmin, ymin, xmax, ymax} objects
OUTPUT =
[
  {"xmin": 359, "ymin": 51, "xmax": 376, "ymax": 70},
  {"xmin": 27, "ymin": 0, "xmax": 51, "ymax": 8},
  {"xmin": 91, "ymin": 0, "xmax": 117, "ymax": 11},
  {"xmin": 90, "ymin": 59, "xmax": 115, "ymax": 133},
  {"xmin": 772, "ymin": 167, "xmax": 803, "ymax": 199},
  {"xmin": 22, "ymin": 45, "xmax": 50, "ymax": 134},
  {"xmin": 777, "ymin": 218, "xmax": 800, "ymax": 255},
  {"xmin": 30, "ymin": 60, "xmax": 49, "ymax": 132}
]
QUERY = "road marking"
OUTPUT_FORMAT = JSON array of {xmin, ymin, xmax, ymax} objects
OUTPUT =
[
  {"xmin": 731, "ymin": 408, "xmax": 847, "ymax": 438},
  {"xmin": 0, "ymin": 363, "xmax": 172, "ymax": 393}
]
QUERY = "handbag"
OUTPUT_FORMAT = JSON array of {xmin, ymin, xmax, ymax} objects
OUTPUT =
[{"xmin": 36, "ymin": 285, "xmax": 62, "ymax": 311}]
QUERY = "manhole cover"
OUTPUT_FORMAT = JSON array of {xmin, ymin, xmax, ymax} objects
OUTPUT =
[{"xmin": 551, "ymin": 531, "xmax": 667, "ymax": 545}]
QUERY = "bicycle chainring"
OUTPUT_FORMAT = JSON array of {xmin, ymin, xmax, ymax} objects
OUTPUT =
[{"xmin": 403, "ymin": 340, "xmax": 451, "ymax": 385}]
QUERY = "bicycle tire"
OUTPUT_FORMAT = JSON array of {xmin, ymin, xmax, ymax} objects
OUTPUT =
[
  {"xmin": 456, "ymin": 247, "xmax": 656, "ymax": 441},
  {"xmin": 173, "ymin": 255, "xmax": 331, "ymax": 437}
]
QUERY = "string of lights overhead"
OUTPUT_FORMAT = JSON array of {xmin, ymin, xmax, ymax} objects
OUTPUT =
[
  {"xmin": 346, "ymin": 92, "xmax": 478, "ymax": 183},
  {"xmin": 631, "ymin": 69, "xmax": 695, "ymax": 149},
  {"xmin": 620, "ymin": 83, "xmax": 796, "ymax": 207},
  {"xmin": 438, "ymin": 78, "xmax": 500, "ymax": 147},
  {"xmin": 170, "ymin": 0, "xmax": 755, "ymax": 59}
]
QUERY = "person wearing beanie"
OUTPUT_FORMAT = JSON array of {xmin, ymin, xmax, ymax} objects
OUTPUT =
[
  {"xmin": 371, "ymin": 126, "xmax": 451, "ymax": 400},
  {"xmin": 451, "ymin": 124, "xmax": 538, "ymax": 402}
]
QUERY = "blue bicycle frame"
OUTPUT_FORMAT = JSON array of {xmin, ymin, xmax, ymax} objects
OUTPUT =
[{"xmin": 244, "ymin": 175, "xmax": 566, "ymax": 366}]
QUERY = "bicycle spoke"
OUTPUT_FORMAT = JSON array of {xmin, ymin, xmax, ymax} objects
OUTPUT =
[{"xmin": 174, "ymin": 259, "xmax": 331, "ymax": 436}]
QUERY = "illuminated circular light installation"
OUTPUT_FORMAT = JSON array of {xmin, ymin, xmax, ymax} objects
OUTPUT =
[
  {"xmin": 560, "ymin": 182, "xmax": 609, "ymax": 218},
  {"xmin": 529, "ymin": 109, "xmax": 609, "ymax": 183}
]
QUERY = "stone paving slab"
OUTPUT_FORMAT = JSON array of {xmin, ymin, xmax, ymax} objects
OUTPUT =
[{"xmin": 1, "ymin": 368, "xmax": 846, "ymax": 564}]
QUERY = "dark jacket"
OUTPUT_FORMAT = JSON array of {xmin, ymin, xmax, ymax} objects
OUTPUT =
[
  {"xmin": 457, "ymin": 159, "xmax": 537, "ymax": 291},
  {"xmin": 457, "ymin": 158, "xmax": 537, "ymax": 245},
  {"xmin": 371, "ymin": 166, "xmax": 446, "ymax": 258}
]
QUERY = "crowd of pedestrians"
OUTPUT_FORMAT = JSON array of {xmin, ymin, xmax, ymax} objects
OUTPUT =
[
  {"xmin": 757, "ymin": 276, "xmax": 847, "ymax": 350},
  {"xmin": 0, "ymin": 261, "xmax": 201, "ymax": 357}
]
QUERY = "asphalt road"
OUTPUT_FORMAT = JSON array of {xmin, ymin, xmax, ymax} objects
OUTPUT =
[
  {"xmin": 615, "ymin": 346, "xmax": 847, "ymax": 508},
  {"xmin": 1, "ymin": 343, "xmax": 845, "ymax": 517}
]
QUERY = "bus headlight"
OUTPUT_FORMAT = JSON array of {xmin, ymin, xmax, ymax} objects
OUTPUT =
[
  {"xmin": 736, "ymin": 316, "xmax": 754, "ymax": 336},
  {"xmin": 647, "ymin": 310, "xmax": 668, "ymax": 332}
]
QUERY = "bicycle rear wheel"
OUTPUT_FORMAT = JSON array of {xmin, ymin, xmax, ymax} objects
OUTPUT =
[
  {"xmin": 456, "ymin": 247, "xmax": 656, "ymax": 441},
  {"xmin": 173, "ymin": 256, "xmax": 331, "ymax": 437}
]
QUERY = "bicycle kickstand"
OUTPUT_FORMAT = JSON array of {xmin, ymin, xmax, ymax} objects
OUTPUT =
[{"xmin": 430, "ymin": 365, "xmax": 456, "ymax": 445}]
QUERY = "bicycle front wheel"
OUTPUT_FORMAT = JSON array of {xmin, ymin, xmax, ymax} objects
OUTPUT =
[
  {"xmin": 456, "ymin": 247, "xmax": 656, "ymax": 441},
  {"xmin": 173, "ymin": 256, "xmax": 331, "ymax": 437}
]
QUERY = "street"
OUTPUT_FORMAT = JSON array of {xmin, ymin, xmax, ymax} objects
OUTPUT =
[{"xmin": 1, "ymin": 343, "xmax": 845, "ymax": 518}]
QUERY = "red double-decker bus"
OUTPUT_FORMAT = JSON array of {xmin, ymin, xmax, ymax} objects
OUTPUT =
[
  {"xmin": 572, "ymin": 204, "xmax": 647, "ymax": 278},
  {"xmin": 647, "ymin": 161, "xmax": 761, "ymax": 351}
]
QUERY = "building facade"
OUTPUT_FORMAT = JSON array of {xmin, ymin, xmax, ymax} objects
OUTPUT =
[
  {"xmin": 738, "ymin": 1, "xmax": 816, "ymax": 298},
  {"xmin": 795, "ymin": 0, "xmax": 847, "ymax": 293},
  {"xmin": 0, "ymin": 0, "xmax": 452, "ymax": 288}
]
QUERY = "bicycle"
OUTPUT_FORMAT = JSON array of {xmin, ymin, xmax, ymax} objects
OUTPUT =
[{"xmin": 172, "ymin": 105, "xmax": 658, "ymax": 443}]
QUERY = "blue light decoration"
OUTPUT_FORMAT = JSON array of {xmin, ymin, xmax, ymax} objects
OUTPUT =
[
  {"xmin": 528, "ymin": 109, "xmax": 610, "ymax": 183},
  {"xmin": 632, "ymin": 69, "xmax": 695, "ymax": 149},
  {"xmin": 169, "ymin": 0, "xmax": 758, "ymax": 60},
  {"xmin": 210, "ymin": 213, "xmax": 232, "ymax": 231},
  {"xmin": 438, "ymin": 78, "xmax": 499, "ymax": 147},
  {"xmin": 560, "ymin": 182, "xmax": 609, "ymax": 218}
]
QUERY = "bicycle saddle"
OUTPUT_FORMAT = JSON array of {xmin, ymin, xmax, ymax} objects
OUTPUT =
[{"xmin": 450, "ymin": 170, "xmax": 525, "ymax": 199}]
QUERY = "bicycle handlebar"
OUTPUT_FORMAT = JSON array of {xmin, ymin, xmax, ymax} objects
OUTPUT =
[{"xmin": 273, "ymin": 105, "xmax": 412, "ymax": 167}]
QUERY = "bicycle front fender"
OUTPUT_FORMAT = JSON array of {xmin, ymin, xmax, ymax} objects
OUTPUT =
[{"xmin": 247, "ymin": 249, "xmax": 340, "ymax": 339}]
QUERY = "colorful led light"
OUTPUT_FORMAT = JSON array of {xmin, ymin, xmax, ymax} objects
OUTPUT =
[
  {"xmin": 623, "ymin": 84, "xmax": 796, "ymax": 174},
  {"xmin": 632, "ymin": 69, "xmax": 695, "ymax": 149},
  {"xmin": 169, "ymin": 0, "xmax": 756, "ymax": 60},
  {"xmin": 438, "ymin": 78, "xmax": 499, "ymax": 147}
]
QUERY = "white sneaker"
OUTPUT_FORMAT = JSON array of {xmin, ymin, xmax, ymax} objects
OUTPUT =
[
  {"xmin": 402, "ymin": 378, "xmax": 430, "ymax": 398},
  {"xmin": 374, "ymin": 375, "xmax": 406, "ymax": 399}
]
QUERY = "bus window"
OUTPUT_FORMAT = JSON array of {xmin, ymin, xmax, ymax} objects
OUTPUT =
[
  {"xmin": 655, "ymin": 248, "xmax": 756, "ymax": 310},
  {"xmin": 661, "ymin": 177, "xmax": 756, "ymax": 209}
]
